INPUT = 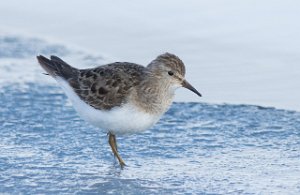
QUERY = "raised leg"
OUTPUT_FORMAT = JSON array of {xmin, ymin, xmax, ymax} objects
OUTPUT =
[{"xmin": 108, "ymin": 132, "xmax": 126, "ymax": 168}]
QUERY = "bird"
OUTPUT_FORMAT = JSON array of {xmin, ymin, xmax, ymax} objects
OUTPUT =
[{"xmin": 37, "ymin": 53, "xmax": 201, "ymax": 168}]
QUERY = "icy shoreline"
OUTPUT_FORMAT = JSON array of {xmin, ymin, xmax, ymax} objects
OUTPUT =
[{"xmin": 1, "ymin": 82, "xmax": 300, "ymax": 194}]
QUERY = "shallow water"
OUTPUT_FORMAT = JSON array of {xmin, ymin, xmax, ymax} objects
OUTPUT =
[{"xmin": 1, "ymin": 83, "xmax": 300, "ymax": 194}]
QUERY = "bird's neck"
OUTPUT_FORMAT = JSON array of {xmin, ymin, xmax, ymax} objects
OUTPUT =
[{"xmin": 132, "ymin": 76, "xmax": 174, "ymax": 115}]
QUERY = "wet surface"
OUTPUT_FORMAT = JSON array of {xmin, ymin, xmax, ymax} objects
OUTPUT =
[{"xmin": 1, "ymin": 83, "xmax": 300, "ymax": 194}]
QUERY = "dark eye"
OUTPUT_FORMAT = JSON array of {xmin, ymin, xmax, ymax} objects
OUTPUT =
[{"xmin": 168, "ymin": 71, "xmax": 174, "ymax": 76}]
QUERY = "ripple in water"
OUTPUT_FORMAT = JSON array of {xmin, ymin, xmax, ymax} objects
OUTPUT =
[{"xmin": 0, "ymin": 83, "xmax": 300, "ymax": 194}]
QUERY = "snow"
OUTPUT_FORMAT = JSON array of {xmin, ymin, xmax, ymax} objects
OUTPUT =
[{"xmin": 0, "ymin": 0, "xmax": 300, "ymax": 111}]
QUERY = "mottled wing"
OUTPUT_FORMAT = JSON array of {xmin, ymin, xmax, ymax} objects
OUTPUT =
[{"xmin": 70, "ymin": 63, "xmax": 146, "ymax": 110}]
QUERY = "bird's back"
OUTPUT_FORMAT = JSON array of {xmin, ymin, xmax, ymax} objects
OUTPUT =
[
  {"xmin": 37, "ymin": 55, "xmax": 148, "ymax": 110},
  {"xmin": 72, "ymin": 62, "xmax": 147, "ymax": 110}
]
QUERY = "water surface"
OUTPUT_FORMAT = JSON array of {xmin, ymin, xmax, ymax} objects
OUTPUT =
[{"xmin": 0, "ymin": 83, "xmax": 300, "ymax": 194}]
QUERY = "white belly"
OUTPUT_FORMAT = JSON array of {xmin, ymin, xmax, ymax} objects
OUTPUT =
[{"xmin": 56, "ymin": 78, "xmax": 161, "ymax": 134}]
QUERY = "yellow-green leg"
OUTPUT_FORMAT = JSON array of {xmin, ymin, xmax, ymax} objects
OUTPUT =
[{"xmin": 108, "ymin": 132, "xmax": 126, "ymax": 168}]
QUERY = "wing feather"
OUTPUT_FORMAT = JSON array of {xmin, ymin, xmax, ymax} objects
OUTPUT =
[{"xmin": 72, "ymin": 63, "xmax": 146, "ymax": 110}]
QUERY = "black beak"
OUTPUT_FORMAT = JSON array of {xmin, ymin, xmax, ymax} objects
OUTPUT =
[{"xmin": 182, "ymin": 80, "xmax": 202, "ymax": 97}]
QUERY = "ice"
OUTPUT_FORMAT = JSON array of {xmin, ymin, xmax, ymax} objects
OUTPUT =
[{"xmin": 0, "ymin": 84, "xmax": 300, "ymax": 194}]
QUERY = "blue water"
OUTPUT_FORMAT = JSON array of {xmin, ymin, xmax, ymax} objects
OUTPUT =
[{"xmin": 1, "ymin": 83, "xmax": 300, "ymax": 194}]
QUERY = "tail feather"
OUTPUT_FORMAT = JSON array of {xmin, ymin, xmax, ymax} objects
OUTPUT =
[
  {"xmin": 37, "ymin": 55, "xmax": 77, "ymax": 79},
  {"xmin": 50, "ymin": 55, "xmax": 70, "ymax": 66}
]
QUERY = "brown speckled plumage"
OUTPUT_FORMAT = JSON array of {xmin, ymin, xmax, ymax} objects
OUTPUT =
[
  {"xmin": 37, "ymin": 53, "xmax": 195, "ymax": 114},
  {"xmin": 37, "ymin": 52, "xmax": 201, "ymax": 168},
  {"xmin": 72, "ymin": 63, "xmax": 147, "ymax": 110}
]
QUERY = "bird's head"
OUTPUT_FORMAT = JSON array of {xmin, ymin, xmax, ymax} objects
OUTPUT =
[{"xmin": 147, "ymin": 53, "xmax": 201, "ymax": 97}]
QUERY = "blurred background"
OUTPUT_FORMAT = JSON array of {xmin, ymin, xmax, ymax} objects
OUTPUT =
[{"xmin": 1, "ymin": 0, "xmax": 300, "ymax": 111}]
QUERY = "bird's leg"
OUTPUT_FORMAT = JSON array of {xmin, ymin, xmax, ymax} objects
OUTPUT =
[
  {"xmin": 108, "ymin": 132, "xmax": 126, "ymax": 168},
  {"xmin": 112, "ymin": 134, "xmax": 118, "ymax": 152}
]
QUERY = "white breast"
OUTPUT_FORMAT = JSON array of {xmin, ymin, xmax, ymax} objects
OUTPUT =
[{"xmin": 56, "ymin": 78, "xmax": 161, "ymax": 134}]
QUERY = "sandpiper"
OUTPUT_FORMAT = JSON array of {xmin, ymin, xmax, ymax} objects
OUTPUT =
[{"xmin": 37, "ymin": 53, "xmax": 201, "ymax": 168}]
